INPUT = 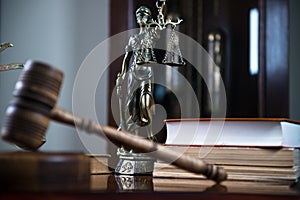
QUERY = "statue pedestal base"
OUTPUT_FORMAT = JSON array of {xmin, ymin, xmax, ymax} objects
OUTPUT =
[{"xmin": 115, "ymin": 151, "xmax": 155, "ymax": 175}]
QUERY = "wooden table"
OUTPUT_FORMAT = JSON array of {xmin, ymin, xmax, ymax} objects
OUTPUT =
[{"xmin": 1, "ymin": 174, "xmax": 299, "ymax": 200}]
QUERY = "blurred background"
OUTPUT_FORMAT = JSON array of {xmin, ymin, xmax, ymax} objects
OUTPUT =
[
  {"xmin": 0, "ymin": 0, "xmax": 299, "ymax": 153},
  {"xmin": 0, "ymin": 0, "xmax": 109, "ymax": 152}
]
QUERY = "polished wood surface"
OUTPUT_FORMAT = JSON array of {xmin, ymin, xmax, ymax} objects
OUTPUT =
[
  {"xmin": 1, "ymin": 174, "xmax": 299, "ymax": 200},
  {"xmin": 1, "ymin": 193, "xmax": 299, "ymax": 200}
]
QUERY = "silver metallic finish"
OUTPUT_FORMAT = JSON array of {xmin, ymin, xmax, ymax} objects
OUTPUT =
[
  {"xmin": 0, "ymin": 43, "xmax": 24, "ymax": 71},
  {"xmin": 115, "ymin": 0, "xmax": 184, "ymax": 174}
]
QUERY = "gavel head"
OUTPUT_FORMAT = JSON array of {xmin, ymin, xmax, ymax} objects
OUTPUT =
[{"xmin": 1, "ymin": 60, "xmax": 64, "ymax": 151}]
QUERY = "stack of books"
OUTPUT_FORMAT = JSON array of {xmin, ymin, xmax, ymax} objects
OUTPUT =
[
  {"xmin": 153, "ymin": 118, "xmax": 300, "ymax": 193},
  {"xmin": 88, "ymin": 154, "xmax": 112, "ymax": 175},
  {"xmin": 154, "ymin": 146, "xmax": 296, "ymax": 182},
  {"xmin": 88, "ymin": 154, "xmax": 112, "ymax": 191}
]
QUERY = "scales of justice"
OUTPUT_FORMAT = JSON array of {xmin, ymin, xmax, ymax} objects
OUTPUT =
[{"xmin": 115, "ymin": 0, "xmax": 186, "ymax": 175}]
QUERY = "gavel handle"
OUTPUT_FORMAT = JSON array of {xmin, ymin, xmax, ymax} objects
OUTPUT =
[{"xmin": 50, "ymin": 107, "xmax": 227, "ymax": 183}]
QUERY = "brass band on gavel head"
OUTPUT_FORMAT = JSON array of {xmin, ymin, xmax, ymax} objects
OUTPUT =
[{"xmin": 1, "ymin": 60, "xmax": 64, "ymax": 151}]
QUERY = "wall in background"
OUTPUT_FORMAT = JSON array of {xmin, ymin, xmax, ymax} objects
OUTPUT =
[
  {"xmin": 0, "ymin": 0, "xmax": 109, "ymax": 152},
  {"xmin": 289, "ymin": 0, "xmax": 300, "ymax": 120}
]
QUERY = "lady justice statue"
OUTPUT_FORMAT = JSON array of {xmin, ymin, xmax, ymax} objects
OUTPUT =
[
  {"xmin": 116, "ymin": 5, "xmax": 159, "ymax": 142},
  {"xmin": 115, "ymin": 0, "xmax": 184, "ymax": 175}
]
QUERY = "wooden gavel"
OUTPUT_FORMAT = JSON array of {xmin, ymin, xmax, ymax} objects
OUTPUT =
[{"xmin": 1, "ymin": 60, "xmax": 227, "ymax": 183}]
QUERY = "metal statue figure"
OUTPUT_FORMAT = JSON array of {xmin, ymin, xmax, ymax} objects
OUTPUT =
[
  {"xmin": 116, "ymin": 6, "xmax": 159, "ymax": 143},
  {"xmin": 115, "ymin": 0, "xmax": 184, "ymax": 175}
]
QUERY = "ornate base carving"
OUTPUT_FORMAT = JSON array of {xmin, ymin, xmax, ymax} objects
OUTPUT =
[{"xmin": 115, "ymin": 151, "xmax": 156, "ymax": 175}]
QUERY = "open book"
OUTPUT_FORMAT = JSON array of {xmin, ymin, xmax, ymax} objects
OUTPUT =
[{"xmin": 165, "ymin": 118, "xmax": 300, "ymax": 147}]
